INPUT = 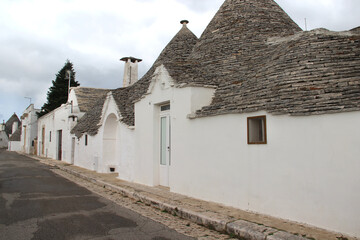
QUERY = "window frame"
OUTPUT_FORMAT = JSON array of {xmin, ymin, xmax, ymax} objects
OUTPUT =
[{"xmin": 247, "ymin": 115, "xmax": 267, "ymax": 145}]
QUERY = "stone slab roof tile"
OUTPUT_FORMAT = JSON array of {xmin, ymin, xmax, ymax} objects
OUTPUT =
[
  {"xmin": 71, "ymin": 94, "xmax": 108, "ymax": 137},
  {"xmin": 9, "ymin": 126, "xmax": 21, "ymax": 141},
  {"xmin": 195, "ymin": 29, "xmax": 360, "ymax": 117},
  {"xmin": 73, "ymin": 87, "xmax": 109, "ymax": 112},
  {"xmin": 5, "ymin": 113, "xmax": 21, "ymax": 137},
  {"xmin": 174, "ymin": 0, "xmax": 302, "ymax": 86},
  {"xmin": 111, "ymin": 23, "xmax": 199, "ymax": 126}
]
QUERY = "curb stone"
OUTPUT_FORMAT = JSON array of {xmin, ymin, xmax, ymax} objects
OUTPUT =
[{"xmin": 33, "ymin": 156, "xmax": 310, "ymax": 240}]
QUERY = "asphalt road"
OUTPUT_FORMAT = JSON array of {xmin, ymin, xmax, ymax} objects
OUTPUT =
[{"xmin": 0, "ymin": 149, "xmax": 194, "ymax": 240}]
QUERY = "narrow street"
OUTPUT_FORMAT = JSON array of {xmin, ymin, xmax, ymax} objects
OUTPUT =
[{"xmin": 0, "ymin": 149, "xmax": 195, "ymax": 240}]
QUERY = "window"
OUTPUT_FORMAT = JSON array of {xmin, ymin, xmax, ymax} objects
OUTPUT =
[
  {"xmin": 160, "ymin": 104, "xmax": 170, "ymax": 111},
  {"xmin": 85, "ymin": 134, "xmax": 88, "ymax": 146},
  {"xmin": 247, "ymin": 115, "xmax": 267, "ymax": 144},
  {"xmin": 49, "ymin": 131, "xmax": 51, "ymax": 142}
]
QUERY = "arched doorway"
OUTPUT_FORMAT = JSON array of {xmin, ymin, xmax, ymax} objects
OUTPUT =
[{"xmin": 102, "ymin": 114, "xmax": 118, "ymax": 173}]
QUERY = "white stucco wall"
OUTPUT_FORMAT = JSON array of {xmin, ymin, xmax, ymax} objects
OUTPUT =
[
  {"xmin": 73, "ymin": 93, "xmax": 135, "ymax": 182},
  {"xmin": 0, "ymin": 131, "xmax": 8, "ymax": 148},
  {"xmin": 8, "ymin": 141, "xmax": 21, "ymax": 151},
  {"xmin": 168, "ymin": 111, "xmax": 360, "ymax": 238},
  {"xmin": 132, "ymin": 65, "xmax": 360, "ymax": 238},
  {"xmin": 21, "ymin": 104, "xmax": 40, "ymax": 154},
  {"xmin": 37, "ymin": 101, "xmax": 78, "ymax": 163},
  {"xmin": 134, "ymin": 65, "xmax": 216, "ymax": 186},
  {"xmin": 73, "ymin": 133, "xmax": 100, "ymax": 171}
]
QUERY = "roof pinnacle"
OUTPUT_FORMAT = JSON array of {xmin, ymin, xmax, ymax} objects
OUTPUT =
[{"xmin": 180, "ymin": 20, "xmax": 189, "ymax": 26}]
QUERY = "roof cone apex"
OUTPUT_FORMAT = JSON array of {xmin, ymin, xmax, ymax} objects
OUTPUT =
[
  {"xmin": 120, "ymin": 57, "xmax": 142, "ymax": 63},
  {"xmin": 180, "ymin": 20, "xmax": 189, "ymax": 25},
  {"xmin": 198, "ymin": 0, "xmax": 301, "ymax": 40}
]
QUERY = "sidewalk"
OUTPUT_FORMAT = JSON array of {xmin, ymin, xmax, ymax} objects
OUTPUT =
[{"xmin": 27, "ymin": 154, "xmax": 355, "ymax": 240}]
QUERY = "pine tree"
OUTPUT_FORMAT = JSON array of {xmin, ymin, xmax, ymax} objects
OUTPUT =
[{"xmin": 38, "ymin": 60, "xmax": 80, "ymax": 117}]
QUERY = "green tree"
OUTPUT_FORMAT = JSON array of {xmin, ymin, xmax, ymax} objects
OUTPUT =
[{"xmin": 38, "ymin": 60, "xmax": 80, "ymax": 117}]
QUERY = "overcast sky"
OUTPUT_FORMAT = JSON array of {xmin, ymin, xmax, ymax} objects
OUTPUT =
[{"xmin": 0, "ymin": 0, "xmax": 359, "ymax": 122}]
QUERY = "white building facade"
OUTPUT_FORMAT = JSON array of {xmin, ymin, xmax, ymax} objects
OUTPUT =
[
  {"xmin": 0, "ymin": 123, "xmax": 8, "ymax": 148},
  {"xmin": 37, "ymin": 87, "xmax": 108, "ymax": 163},
  {"xmin": 20, "ymin": 104, "xmax": 40, "ymax": 154}
]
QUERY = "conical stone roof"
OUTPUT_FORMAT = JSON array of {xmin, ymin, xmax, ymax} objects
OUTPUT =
[
  {"xmin": 111, "ymin": 23, "xmax": 198, "ymax": 127},
  {"xmin": 72, "ymin": 23, "xmax": 198, "ymax": 136},
  {"xmin": 178, "ymin": 0, "xmax": 302, "ymax": 85},
  {"xmin": 5, "ymin": 113, "xmax": 20, "ymax": 137}
]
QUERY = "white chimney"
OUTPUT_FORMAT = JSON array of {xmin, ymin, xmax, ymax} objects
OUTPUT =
[
  {"xmin": 120, "ymin": 57, "xmax": 142, "ymax": 87},
  {"xmin": 0, "ymin": 121, "xmax": 5, "ymax": 131},
  {"xmin": 12, "ymin": 121, "xmax": 18, "ymax": 134}
]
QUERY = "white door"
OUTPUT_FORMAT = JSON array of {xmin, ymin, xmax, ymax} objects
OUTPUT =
[{"xmin": 159, "ymin": 106, "xmax": 171, "ymax": 187}]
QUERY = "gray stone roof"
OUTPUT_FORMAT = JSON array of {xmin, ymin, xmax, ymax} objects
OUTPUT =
[
  {"xmin": 71, "ymin": 95, "xmax": 108, "ymax": 137},
  {"xmin": 73, "ymin": 87, "xmax": 109, "ymax": 112},
  {"xmin": 72, "ymin": 0, "xmax": 360, "ymax": 137},
  {"xmin": 5, "ymin": 113, "xmax": 21, "ymax": 137},
  {"xmin": 71, "ymin": 24, "xmax": 198, "ymax": 137},
  {"xmin": 171, "ymin": 0, "xmax": 301, "ymax": 86},
  {"xmin": 9, "ymin": 126, "xmax": 21, "ymax": 141},
  {"xmin": 113, "ymin": 23, "xmax": 198, "ymax": 126},
  {"xmin": 195, "ymin": 29, "xmax": 360, "ymax": 117}
]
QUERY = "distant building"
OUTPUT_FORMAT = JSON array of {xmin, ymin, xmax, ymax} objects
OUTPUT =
[
  {"xmin": 0, "ymin": 113, "xmax": 21, "ymax": 149},
  {"xmin": 37, "ymin": 87, "xmax": 108, "ymax": 162},
  {"xmin": 0, "ymin": 121, "xmax": 8, "ymax": 149},
  {"xmin": 8, "ymin": 125, "xmax": 21, "ymax": 151},
  {"xmin": 20, "ymin": 104, "xmax": 40, "ymax": 154}
]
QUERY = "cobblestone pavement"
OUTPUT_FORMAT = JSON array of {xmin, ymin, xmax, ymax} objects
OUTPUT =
[{"xmin": 52, "ymin": 169, "xmax": 237, "ymax": 240}]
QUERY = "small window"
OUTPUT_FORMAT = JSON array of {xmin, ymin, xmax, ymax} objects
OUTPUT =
[
  {"xmin": 49, "ymin": 131, "xmax": 51, "ymax": 142},
  {"xmin": 85, "ymin": 134, "xmax": 88, "ymax": 146},
  {"xmin": 32, "ymin": 140, "xmax": 34, "ymax": 147},
  {"xmin": 247, "ymin": 115, "xmax": 267, "ymax": 144},
  {"xmin": 160, "ymin": 104, "xmax": 170, "ymax": 111}
]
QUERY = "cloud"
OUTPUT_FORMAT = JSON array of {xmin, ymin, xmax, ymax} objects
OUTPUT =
[{"xmin": 275, "ymin": 0, "xmax": 360, "ymax": 31}]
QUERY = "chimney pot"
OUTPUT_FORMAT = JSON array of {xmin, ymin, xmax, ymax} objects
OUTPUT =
[
  {"xmin": 120, "ymin": 57, "xmax": 142, "ymax": 87},
  {"xmin": 180, "ymin": 20, "xmax": 189, "ymax": 25}
]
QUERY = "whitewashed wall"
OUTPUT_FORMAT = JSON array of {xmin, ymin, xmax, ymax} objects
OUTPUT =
[
  {"xmin": 73, "ymin": 133, "xmax": 100, "ymax": 171},
  {"xmin": 73, "ymin": 93, "xmax": 135, "ymax": 182},
  {"xmin": 0, "ymin": 132, "xmax": 8, "ymax": 148},
  {"xmin": 8, "ymin": 141, "xmax": 21, "ymax": 151},
  {"xmin": 133, "ymin": 65, "xmax": 360, "ymax": 238},
  {"xmin": 21, "ymin": 104, "xmax": 39, "ymax": 154},
  {"xmin": 37, "ymin": 91, "xmax": 80, "ymax": 162},
  {"xmin": 168, "ymin": 111, "xmax": 360, "ymax": 238},
  {"xmin": 134, "ymin": 65, "xmax": 215, "ymax": 186}
]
